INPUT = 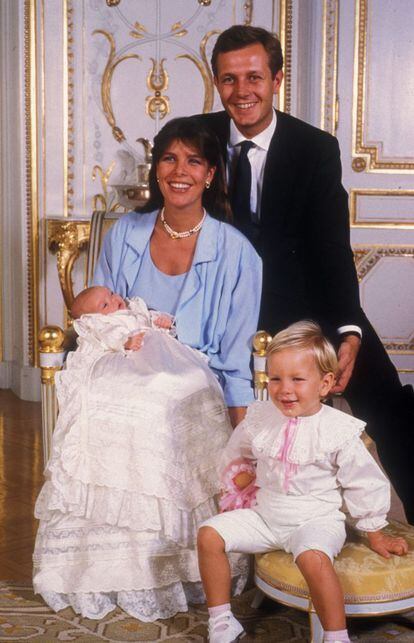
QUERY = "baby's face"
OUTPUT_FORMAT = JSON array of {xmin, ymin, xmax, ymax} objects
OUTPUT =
[
  {"xmin": 85, "ymin": 287, "xmax": 127, "ymax": 315},
  {"xmin": 267, "ymin": 348, "xmax": 334, "ymax": 418}
]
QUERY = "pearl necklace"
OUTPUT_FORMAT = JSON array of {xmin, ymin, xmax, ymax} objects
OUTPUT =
[{"xmin": 160, "ymin": 207, "xmax": 207, "ymax": 240}]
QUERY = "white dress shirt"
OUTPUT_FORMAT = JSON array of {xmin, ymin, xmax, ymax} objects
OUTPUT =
[{"xmin": 227, "ymin": 111, "xmax": 361, "ymax": 338}]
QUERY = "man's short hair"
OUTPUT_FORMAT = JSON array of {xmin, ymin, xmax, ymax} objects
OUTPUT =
[
  {"xmin": 266, "ymin": 320, "xmax": 338, "ymax": 375},
  {"xmin": 211, "ymin": 25, "xmax": 283, "ymax": 78}
]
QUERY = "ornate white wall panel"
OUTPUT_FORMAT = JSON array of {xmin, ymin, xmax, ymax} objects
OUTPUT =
[
  {"xmin": 36, "ymin": 0, "xmax": 283, "ymax": 342},
  {"xmin": 350, "ymin": 190, "xmax": 414, "ymax": 228},
  {"xmin": 352, "ymin": 0, "xmax": 414, "ymax": 173},
  {"xmin": 335, "ymin": 0, "xmax": 414, "ymax": 384},
  {"xmin": 3, "ymin": 0, "xmax": 412, "ymax": 395}
]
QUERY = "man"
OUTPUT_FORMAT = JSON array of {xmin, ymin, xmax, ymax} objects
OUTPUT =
[{"xmin": 197, "ymin": 25, "xmax": 414, "ymax": 523}]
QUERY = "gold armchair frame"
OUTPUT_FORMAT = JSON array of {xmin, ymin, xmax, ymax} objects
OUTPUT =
[{"xmin": 39, "ymin": 211, "xmax": 123, "ymax": 463}]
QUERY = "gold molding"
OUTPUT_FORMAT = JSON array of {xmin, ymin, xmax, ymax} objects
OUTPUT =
[
  {"xmin": 354, "ymin": 245, "xmax": 414, "ymax": 353},
  {"xmin": 25, "ymin": 0, "xmax": 40, "ymax": 367},
  {"xmin": 350, "ymin": 189, "xmax": 414, "ymax": 229},
  {"xmin": 47, "ymin": 220, "xmax": 90, "ymax": 314},
  {"xmin": 93, "ymin": 30, "xmax": 141, "ymax": 141},
  {"xmin": 176, "ymin": 30, "xmax": 219, "ymax": 114},
  {"xmin": 279, "ymin": 0, "xmax": 292, "ymax": 114},
  {"xmin": 63, "ymin": 0, "xmax": 74, "ymax": 217},
  {"xmin": 244, "ymin": 1, "xmax": 254, "ymax": 25},
  {"xmin": 320, "ymin": 0, "xmax": 339, "ymax": 134},
  {"xmin": 145, "ymin": 58, "xmax": 170, "ymax": 120},
  {"xmin": 353, "ymin": 0, "xmax": 414, "ymax": 172}
]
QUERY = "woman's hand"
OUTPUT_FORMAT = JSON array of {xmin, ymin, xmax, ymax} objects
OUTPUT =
[
  {"xmin": 124, "ymin": 332, "xmax": 145, "ymax": 351},
  {"xmin": 367, "ymin": 530, "xmax": 409, "ymax": 558}
]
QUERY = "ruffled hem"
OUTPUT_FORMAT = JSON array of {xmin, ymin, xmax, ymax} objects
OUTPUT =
[
  {"xmin": 35, "ymin": 478, "xmax": 220, "ymax": 546},
  {"xmin": 37, "ymin": 573, "xmax": 247, "ymax": 622}
]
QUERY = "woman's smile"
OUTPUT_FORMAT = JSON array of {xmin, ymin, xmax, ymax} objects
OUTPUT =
[{"xmin": 156, "ymin": 139, "xmax": 215, "ymax": 211}]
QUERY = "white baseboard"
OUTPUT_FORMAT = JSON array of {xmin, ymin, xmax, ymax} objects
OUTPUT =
[
  {"xmin": 0, "ymin": 361, "xmax": 12, "ymax": 388},
  {"xmin": 0, "ymin": 362, "xmax": 41, "ymax": 401}
]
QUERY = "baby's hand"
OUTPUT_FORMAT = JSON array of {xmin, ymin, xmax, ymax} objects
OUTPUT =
[
  {"xmin": 367, "ymin": 530, "xmax": 409, "ymax": 558},
  {"xmin": 124, "ymin": 331, "xmax": 145, "ymax": 351},
  {"xmin": 233, "ymin": 471, "xmax": 255, "ymax": 490},
  {"xmin": 154, "ymin": 314, "xmax": 172, "ymax": 329}
]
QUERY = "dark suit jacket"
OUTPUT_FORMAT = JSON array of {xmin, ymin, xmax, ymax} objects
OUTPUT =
[{"xmin": 198, "ymin": 109, "xmax": 364, "ymax": 340}]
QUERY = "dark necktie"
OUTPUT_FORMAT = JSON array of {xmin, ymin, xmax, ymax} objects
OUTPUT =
[{"xmin": 231, "ymin": 140, "xmax": 254, "ymax": 224}]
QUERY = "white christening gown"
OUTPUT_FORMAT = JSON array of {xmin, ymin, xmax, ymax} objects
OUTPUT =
[{"xmin": 33, "ymin": 299, "xmax": 247, "ymax": 621}]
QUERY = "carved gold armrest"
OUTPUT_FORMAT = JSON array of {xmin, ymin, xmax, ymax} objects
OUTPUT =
[
  {"xmin": 253, "ymin": 331, "xmax": 272, "ymax": 401},
  {"xmin": 47, "ymin": 220, "xmax": 90, "ymax": 313}
]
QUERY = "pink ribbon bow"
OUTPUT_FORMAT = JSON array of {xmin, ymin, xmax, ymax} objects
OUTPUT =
[{"xmin": 277, "ymin": 417, "xmax": 299, "ymax": 492}]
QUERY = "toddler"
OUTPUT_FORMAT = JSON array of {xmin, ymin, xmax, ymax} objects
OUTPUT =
[{"xmin": 197, "ymin": 321, "xmax": 408, "ymax": 643}]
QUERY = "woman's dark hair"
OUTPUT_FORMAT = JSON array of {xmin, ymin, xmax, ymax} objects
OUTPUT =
[
  {"xmin": 137, "ymin": 117, "xmax": 232, "ymax": 222},
  {"xmin": 211, "ymin": 25, "xmax": 283, "ymax": 78}
]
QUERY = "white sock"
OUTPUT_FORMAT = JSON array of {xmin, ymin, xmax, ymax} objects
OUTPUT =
[
  {"xmin": 324, "ymin": 629, "xmax": 350, "ymax": 642},
  {"xmin": 208, "ymin": 603, "xmax": 231, "ymax": 618}
]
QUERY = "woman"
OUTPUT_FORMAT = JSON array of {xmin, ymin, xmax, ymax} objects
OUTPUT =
[{"xmin": 33, "ymin": 118, "xmax": 262, "ymax": 622}]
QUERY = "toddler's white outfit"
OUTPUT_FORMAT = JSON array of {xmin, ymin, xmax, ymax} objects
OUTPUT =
[{"xmin": 202, "ymin": 400, "xmax": 390, "ymax": 561}]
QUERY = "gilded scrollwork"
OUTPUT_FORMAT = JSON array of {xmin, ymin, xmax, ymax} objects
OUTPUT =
[
  {"xmin": 279, "ymin": 0, "xmax": 292, "ymax": 114},
  {"xmin": 321, "ymin": 0, "xmax": 339, "ymax": 134},
  {"xmin": 130, "ymin": 21, "xmax": 148, "ymax": 39},
  {"xmin": 93, "ymin": 30, "xmax": 141, "ymax": 142},
  {"xmin": 24, "ymin": 0, "xmax": 39, "ymax": 366},
  {"xmin": 146, "ymin": 58, "xmax": 170, "ymax": 120},
  {"xmin": 176, "ymin": 30, "xmax": 219, "ymax": 113},
  {"xmin": 48, "ymin": 221, "xmax": 90, "ymax": 313},
  {"xmin": 244, "ymin": 1, "xmax": 254, "ymax": 25},
  {"xmin": 92, "ymin": 163, "xmax": 124, "ymax": 212}
]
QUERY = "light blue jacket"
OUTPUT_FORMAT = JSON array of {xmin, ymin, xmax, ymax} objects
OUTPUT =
[{"xmin": 93, "ymin": 211, "xmax": 262, "ymax": 406}]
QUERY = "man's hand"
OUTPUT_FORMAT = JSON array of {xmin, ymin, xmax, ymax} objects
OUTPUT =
[
  {"xmin": 367, "ymin": 530, "xmax": 409, "ymax": 558},
  {"xmin": 124, "ymin": 331, "xmax": 145, "ymax": 351},
  {"xmin": 331, "ymin": 334, "xmax": 361, "ymax": 394}
]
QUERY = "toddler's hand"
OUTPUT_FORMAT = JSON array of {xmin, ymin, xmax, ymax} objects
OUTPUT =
[
  {"xmin": 233, "ymin": 471, "xmax": 255, "ymax": 490},
  {"xmin": 367, "ymin": 530, "xmax": 408, "ymax": 558},
  {"xmin": 154, "ymin": 314, "xmax": 172, "ymax": 329},
  {"xmin": 124, "ymin": 331, "xmax": 145, "ymax": 351}
]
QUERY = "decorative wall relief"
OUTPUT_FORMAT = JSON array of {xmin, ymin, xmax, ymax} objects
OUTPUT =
[
  {"xmin": 146, "ymin": 58, "xmax": 170, "ymax": 120},
  {"xmin": 176, "ymin": 31, "xmax": 219, "ymax": 114},
  {"xmin": 26, "ymin": 1, "xmax": 280, "ymax": 351},
  {"xmin": 93, "ymin": 30, "xmax": 141, "ymax": 142}
]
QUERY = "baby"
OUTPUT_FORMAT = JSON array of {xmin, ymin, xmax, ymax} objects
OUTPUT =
[
  {"xmin": 71, "ymin": 286, "xmax": 173, "ymax": 351},
  {"xmin": 197, "ymin": 321, "xmax": 408, "ymax": 643}
]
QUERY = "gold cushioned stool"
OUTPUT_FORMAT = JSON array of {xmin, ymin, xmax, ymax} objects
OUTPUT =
[{"xmin": 254, "ymin": 514, "xmax": 414, "ymax": 641}]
